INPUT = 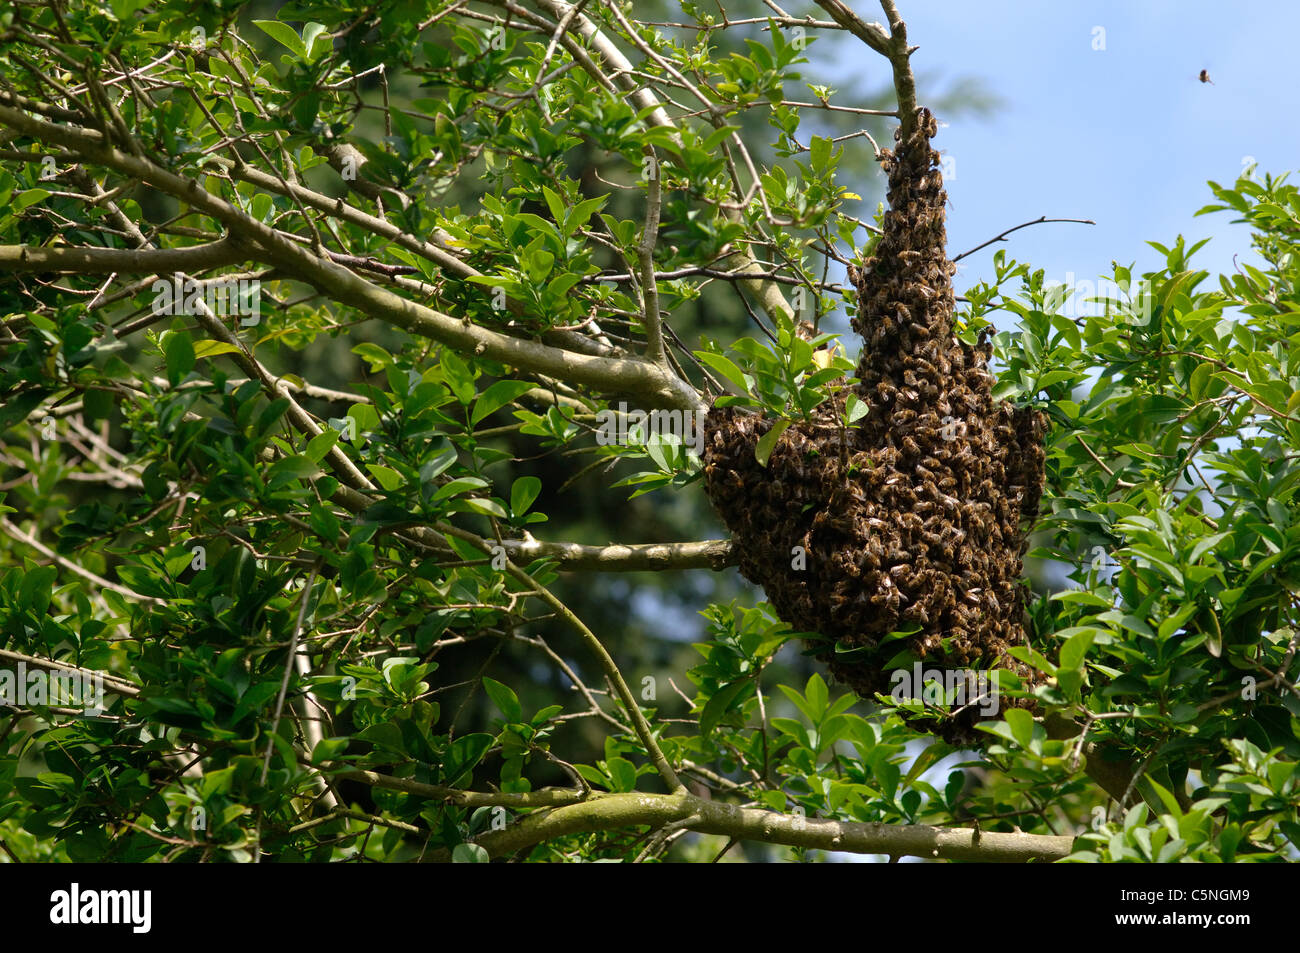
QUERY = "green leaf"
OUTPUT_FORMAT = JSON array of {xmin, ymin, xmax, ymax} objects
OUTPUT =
[
  {"xmin": 365, "ymin": 464, "xmax": 404, "ymax": 492},
  {"xmin": 15, "ymin": 188, "xmax": 50, "ymax": 211},
  {"xmin": 310, "ymin": 737, "xmax": 350, "ymax": 764},
  {"xmin": 472, "ymin": 380, "xmax": 537, "ymax": 425},
  {"xmin": 1059, "ymin": 630, "xmax": 1095, "ymax": 672},
  {"xmin": 605, "ymin": 756, "xmax": 637, "ymax": 792},
  {"xmin": 441, "ymin": 350, "xmax": 476, "ymax": 404},
  {"xmin": 482, "ymin": 677, "xmax": 522, "ymax": 723},
  {"xmin": 804, "ymin": 673, "xmax": 829, "ymax": 720},
  {"xmin": 0, "ymin": 390, "xmax": 46, "ymax": 432},
  {"xmin": 700, "ymin": 679, "xmax": 753, "ymax": 735},
  {"xmin": 755, "ymin": 419, "xmax": 791, "ymax": 467},
  {"xmin": 253, "ymin": 19, "xmax": 308, "ymax": 59},
  {"xmin": 510, "ymin": 476, "xmax": 542, "ymax": 516},
  {"xmin": 443, "ymin": 734, "xmax": 494, "ymax": 787},
  {"xmin": 305, "ymin": 429, "xmax": 339, "ymax": 463},
  {"xmin": 1004, "ymin": 708, "xmax": 1035, "ymax": 750},
  {"xmin": 162, "ymin": 331, "xmax": 195, "ymax": 385},
  {"xmin": 301, "ymin": 22, "xmax": 331, "ymax": 61},
  {"xmin": 433, "ymin": 476, "xmax": 489, "ymax": 500},
  {"xmin": 694, "ymin": 351, "xmax": 751, "ymax": 394},
  {"xmin": 452, "ymin": 843, "xmax": 490, "ymax": 863},
  {"xmin": 193, "ymin": 340, "xmax": 242, "ymax": 360},
  {"xmin": 456, "ymin": 497, "xmax": 508, "ymax": 518}
]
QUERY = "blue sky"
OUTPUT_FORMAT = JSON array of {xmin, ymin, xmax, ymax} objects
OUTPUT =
[{"xmin": 833, "ymin": 1, "xmax": 1300, "ymax": 299}]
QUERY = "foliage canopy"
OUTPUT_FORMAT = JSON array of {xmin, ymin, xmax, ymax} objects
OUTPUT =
[{"xmin": 1, "ymin": 0, "xmax": 1298, "ymax": 863}]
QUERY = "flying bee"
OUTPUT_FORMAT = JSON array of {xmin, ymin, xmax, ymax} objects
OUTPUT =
[{"xmin": 1198, "ymin": 69, "xmax": 1214, "ymax": 84}]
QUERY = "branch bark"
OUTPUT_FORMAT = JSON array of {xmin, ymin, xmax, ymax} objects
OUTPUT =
[
  {"xmin": 334, "ymin": 769, "xmax": 1075, "ymax": 862},
  {"xmin": 502, "ymin": 537, "xmax": 736, "ymax": 572}
]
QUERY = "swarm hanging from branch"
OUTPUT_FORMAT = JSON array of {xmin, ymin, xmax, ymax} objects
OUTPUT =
[{"xmin": 702, "ymin": 107, "xmax": 1047, "ymax": 744}]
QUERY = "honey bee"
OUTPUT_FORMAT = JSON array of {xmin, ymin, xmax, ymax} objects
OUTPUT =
[
  {"xmin": 1198, "ymin": 69, "xmax": 1214, "ymax": 84},
  {"xmin": 916, "ymin": 355, "xmax": 940, "ymax": 375}
]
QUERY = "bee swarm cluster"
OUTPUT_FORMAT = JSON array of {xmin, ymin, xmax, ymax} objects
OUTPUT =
[{"xmin": 702, "ymin": 108, "xmax": 1047, "ymax": 743}]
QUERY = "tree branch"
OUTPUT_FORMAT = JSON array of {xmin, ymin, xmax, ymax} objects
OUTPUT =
[
  {"xmin": 0, "ymin": 238, "xmax": 243, "ymax": 273},
  {"xmin": 445, "ymin": 791, "xmax": 1075, "ymax": 862},
  {"xmin": 503, "ymin": 536, "xmax": 735, "ymax": 571},
  {"xmin": 951, "ymin": 216, "xmax": 1096, "ymax": 264},
  {"xmin": 814, "ymin": 0, "xmax": 917, "ymax": 141},
  {"xmin": 333, "ymin": 769, "xmax": 1076, "ymax": 862},
  {"xmin": 0, "ymin": 103, "xmax": 704, "ymax": 414}
]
